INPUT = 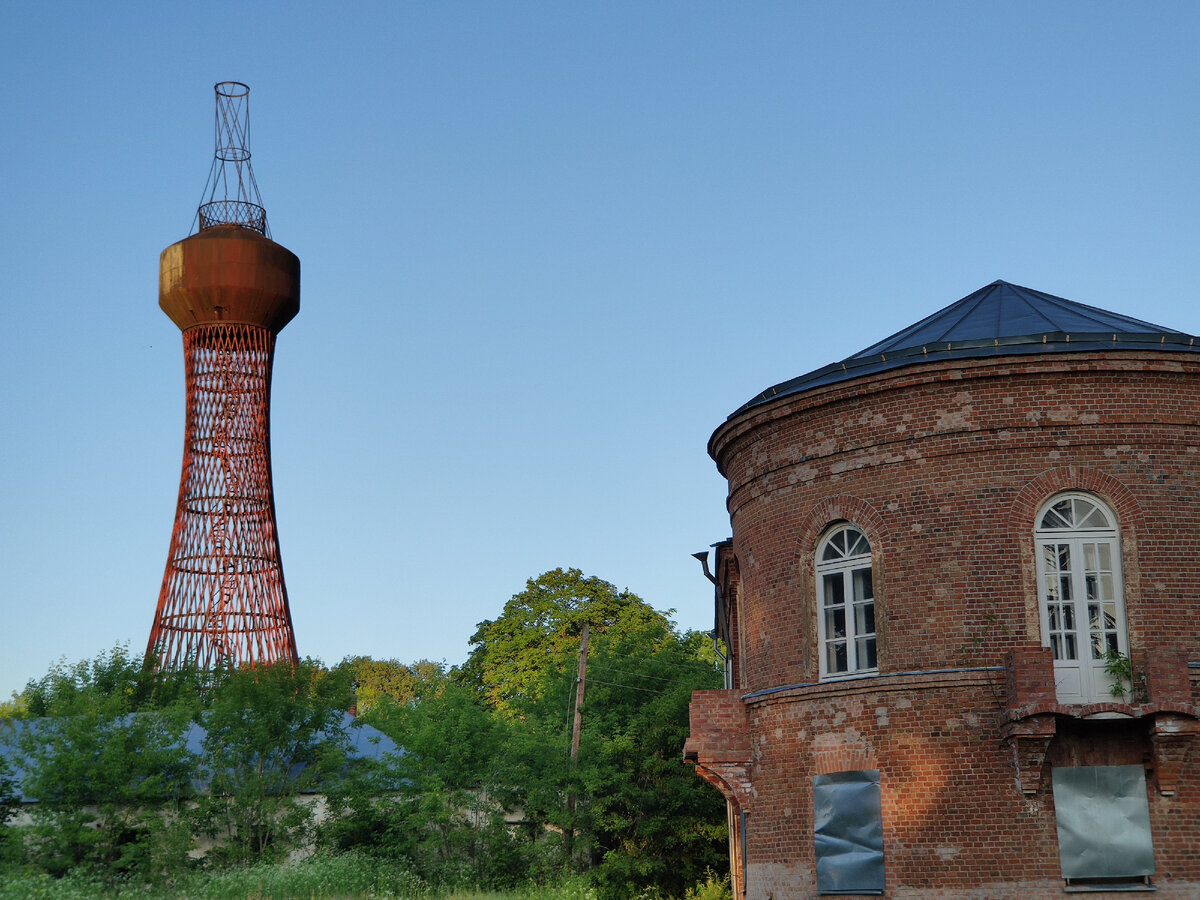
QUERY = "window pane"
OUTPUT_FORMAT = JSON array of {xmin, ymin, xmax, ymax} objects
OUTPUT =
[
  {"xmin": 1051, "ymin": 634, "xmax": 1063, "ymax": 659},
  {"xmin": 853, "ymin": 567, "xmax": 873, "ymax": 602},
  {"xmin": 1064, "ymin": 633, "xmax": 1077, "ymax": 659},
  {"xmin": 826, "ymin": 608, "xmax": 846, "ymax": 640},
  {"xmin": 1059, "ymin": 575, "xmax": 1073, "ymax": 602},
  {"xmin": 857, "ymin": 636, "xmax": 877, "ymax": 670},
  {"xmin": 1044, "ymin": 575, "xmax": 1060, "ymax": 604},
  {"xmin": 847, "ymin": 530, "xmax": 870, "ymax": 557},
  {"xmin": 823, "ymin": 573, "xmax": 844, "ymax": 607},
  {"xmin": 855, "ymin": 602, "xmax": 875, "ymax": 636},
  {"xmin": 1084, "ymin": 543, "xmax": 1097, "ymax": 571},
  {"xmin": 827, "ymin": 641, "xmax": 847, "ymax": 673},
  {"xmin": 1098, "ymin": 543, "xmax": 1112, "ymax": 570},
  {"xmin": 1078, "ymin": 501, "xmax": 1111, "ymax": 530}
]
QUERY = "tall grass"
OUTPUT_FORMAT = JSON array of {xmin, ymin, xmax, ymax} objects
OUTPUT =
[
  {"xmin": 0, "ymin": 855, "xmax": 729, "ymax": 899},
  {"xmin": 0, "ymin": 853, "xmax": 604, "ymax": 900}
]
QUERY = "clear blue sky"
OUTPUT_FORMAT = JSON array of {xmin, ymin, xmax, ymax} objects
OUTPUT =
[{"xmin": 3, "ymin": 3, "xmax": 1200, "ymax": 699}]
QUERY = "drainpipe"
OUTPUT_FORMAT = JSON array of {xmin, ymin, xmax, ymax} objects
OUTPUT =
[{"xmin": 692, "ymin": 550, "xmax": 731, "ymax": 689}]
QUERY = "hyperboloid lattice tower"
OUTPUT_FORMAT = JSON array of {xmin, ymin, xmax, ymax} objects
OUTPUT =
[{"xmin": 146, "ymin": 82, "xmax": 300, "ymax": 670}]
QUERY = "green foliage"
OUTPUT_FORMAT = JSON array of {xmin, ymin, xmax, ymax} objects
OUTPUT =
[
  {"xmin": 14, "ymin": 644, "xmax": 209, "ymax": 719},
  {"xmin": 337, "ymin": 670, "xmax": 536, "ymax": 889},
  {"xmin": 682, "ymin": 870, "xmax": 732, "ymax": 900},
  {"xmin": 1104, "ymin": 649, "xmax": 1147, "ymax": 702},
  {"xmin": 0, "ymin": 851, "xmax": 430, "ymax": 899},
  {"xmin": 572, "ymin": 631, "xmax": 726, "ymax": 898},
  {"xmin": 462, "ymin": 568, "xmax": 672, "ymax": 714},
  {"xmin": 336, "ymin": 656, "xmax": 449, "ymax": 714},
  {"xmin": 0, "ymin": 749, "xmax": 20, "ymax": 868},
  {"xmin": 194, "ymin": 658, "xmax": 353, "ymax": 865},
  {"xmin": 7, "ymin": 645, "xmax": 201, "ymax": 884},
  {"xmin": 1, "ymin": 567, "xmax": 730, "ymax": 899}
]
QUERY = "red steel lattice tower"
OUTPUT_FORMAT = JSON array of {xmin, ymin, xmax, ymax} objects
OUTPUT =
[{"xmin": 146, "ymin": 82, "xmax": 300, "ymax": 670}]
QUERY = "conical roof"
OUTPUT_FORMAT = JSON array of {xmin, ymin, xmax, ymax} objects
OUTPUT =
[{"xmin": 733, "ymin": 280, "xmax": 1199, "ymax": 416}]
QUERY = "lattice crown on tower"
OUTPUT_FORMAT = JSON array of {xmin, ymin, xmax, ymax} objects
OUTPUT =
[{"xmin": 196, "ymin": 81, "xmax": 270, "ymax": 236}]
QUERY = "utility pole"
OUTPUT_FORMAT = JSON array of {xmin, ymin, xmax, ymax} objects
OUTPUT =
[
  {"xmin": 570, "ymin": 622, "xmax": 590, "ymax": 762},
  {"xmin": 566, "ymin": 622, "xmax": 590, "ymax": 861}
]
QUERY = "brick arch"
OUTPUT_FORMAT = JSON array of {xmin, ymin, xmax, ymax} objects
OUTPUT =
[
  {"xmin": 797, "ymin": 494, "xmax": 889, "ymax": 554},
  {"xmin": 1008, "ymin": 466, "xmax": 1144, "ymax": 535},
  {"xmin": 812, "ymin": 740, "xmax": 879, "ymax": 776}
]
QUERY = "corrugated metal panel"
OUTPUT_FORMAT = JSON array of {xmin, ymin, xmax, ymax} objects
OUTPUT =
[
  {"xmin": 1053, "ymin": 764, "xmax": 1154, "ymax": 881},
  {"xmin": 813, "ymin": 769, "xmax": 885, "ymax": 895}
]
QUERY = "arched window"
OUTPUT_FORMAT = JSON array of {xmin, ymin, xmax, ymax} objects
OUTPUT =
[
  {"xmin": 816, "ymin": 524, "xmax": 876, "ymax": 679},
  {"xmin": 1034, "ymin": 493, "xmax": 1128, "ymax": 704}
]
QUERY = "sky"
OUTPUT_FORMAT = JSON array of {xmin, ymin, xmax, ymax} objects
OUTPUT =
[{"xmin": 3, "ymin": 3, "xmax": 1200, "ymax": 699}]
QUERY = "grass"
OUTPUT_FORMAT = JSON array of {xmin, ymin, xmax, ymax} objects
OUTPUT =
[{"xmin": 0, "ymin": 853, "xmax": 600, "ymax": 900}]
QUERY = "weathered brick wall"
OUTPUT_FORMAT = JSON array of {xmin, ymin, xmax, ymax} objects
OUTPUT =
[
  {"xmin": 710, "ymin": 352, "xmax": 1200, "ymax": 690},
  {"xmin": 728, "ymin": 673, "xmax": 1200, "ymax": 897},
  {"xmin": 694, "ymin": 350, "xmax": 1200, "ymax": 898}
]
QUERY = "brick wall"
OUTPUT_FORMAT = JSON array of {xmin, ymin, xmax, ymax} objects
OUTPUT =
[{"xmin": 692, "ymin": 350, "xmax": 1200, "ymax": 898}]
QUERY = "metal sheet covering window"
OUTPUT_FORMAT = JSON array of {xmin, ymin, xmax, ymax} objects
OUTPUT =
[
  {"xmin": 813, "ymin": 770, "xmax": 885, "ymax": 895},
  {"xmin": 1052, "ymin": 764, "xmax": 1154, "ymax": 883}
]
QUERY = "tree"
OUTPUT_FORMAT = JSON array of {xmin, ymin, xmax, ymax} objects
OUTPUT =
[
  {"xmin": 194, "ymin": 659, "xmax": 352, "ymax": 864},
  {"xmin": 15, "ymin": 644, "xmax": 209, "ymax": 719},
  {"xmin": 11, "ymin": 648, "xmax": 199, "ymax": 882},
  {"xmin": 462, "ymin": 570, "xmax": 728, "ymax": 898},
  {"xmin": 575, "ymin": 629, "xmax": 727, "ymax": 898},
  {"xmin": 337, "ymin": 664, "xmax": 530, "ymax": 888},
  {"xmin": 0, "ymin": 745, "xmax": 21, "ymax": 867},
  {"xmin": 336, "ymin": 656, "xmax": 448, "ymax": 714},
  {"xmin": 462, "ymin": 568, "xmax": 672, "ymax": 713}
]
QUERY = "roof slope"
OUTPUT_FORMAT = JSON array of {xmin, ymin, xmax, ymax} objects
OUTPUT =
[{"xmin": 733, "ymin": 280, "xmax": 1198, "ymax": 417}]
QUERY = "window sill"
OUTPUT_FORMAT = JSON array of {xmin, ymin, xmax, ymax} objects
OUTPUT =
[
  {"xmin": 1064, "ymin": 884, "xmax": 1154, "ymax": 892},
  {"xmin": 819, "ymin": 670, "xmax": 879, "ymax": 683}
]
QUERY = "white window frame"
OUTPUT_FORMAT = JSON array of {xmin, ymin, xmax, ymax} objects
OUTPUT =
[
  {"xmin": 816, "ymin": 524, "xmax": 877, "ymax": 680},
  {"xmin": 1034, "ymin": 493, "xmax": 1129, "ymax": 705}
]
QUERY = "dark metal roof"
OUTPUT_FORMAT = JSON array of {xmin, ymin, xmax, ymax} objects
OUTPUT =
[{"xmin": 733, "ymin": 280, "xmax": 1199, "ymax": 417}]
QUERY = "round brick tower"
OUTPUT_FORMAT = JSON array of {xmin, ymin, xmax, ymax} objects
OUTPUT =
[{"xmin": 688, "ymin": 281, "xmax": 1200, "ymax": 897}]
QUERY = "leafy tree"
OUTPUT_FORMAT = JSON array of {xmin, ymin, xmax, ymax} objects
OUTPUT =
[
  {"xmin": 463, "ymin": 571, "xmax": 728, "ymax": 898},
  {"xmin": 0, "ymin": 746, "xmax": 21, "ymax": 867},
  {"xmin": 336, "ymin": 656, "xmax": 447, "ymax": 714},
  {"xmin": 194, "ymin": 659, "xmax": 352, "ymax": 864},
  {"xmin": 15, "ymin": 644, "xmax": 210, "ymax": 719},
  {"xmin": 462, "ymin": 568, "xmax": 672, "ymax": 713},
  {"xmin": 339, "ymin": 665, "xmax": 531, "ymax": 888},
  {"xmin": 11, "ymin": 650, "xmax": 199, "ymax": 883},
  {"xmin": 575, "ymin": 630, "xmax": 726, "ymax": 898}
]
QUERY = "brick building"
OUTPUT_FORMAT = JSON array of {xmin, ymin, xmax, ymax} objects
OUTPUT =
[{"xmin": 686, "ymin": 281, "xmax": 1200, "ymax": 897}]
